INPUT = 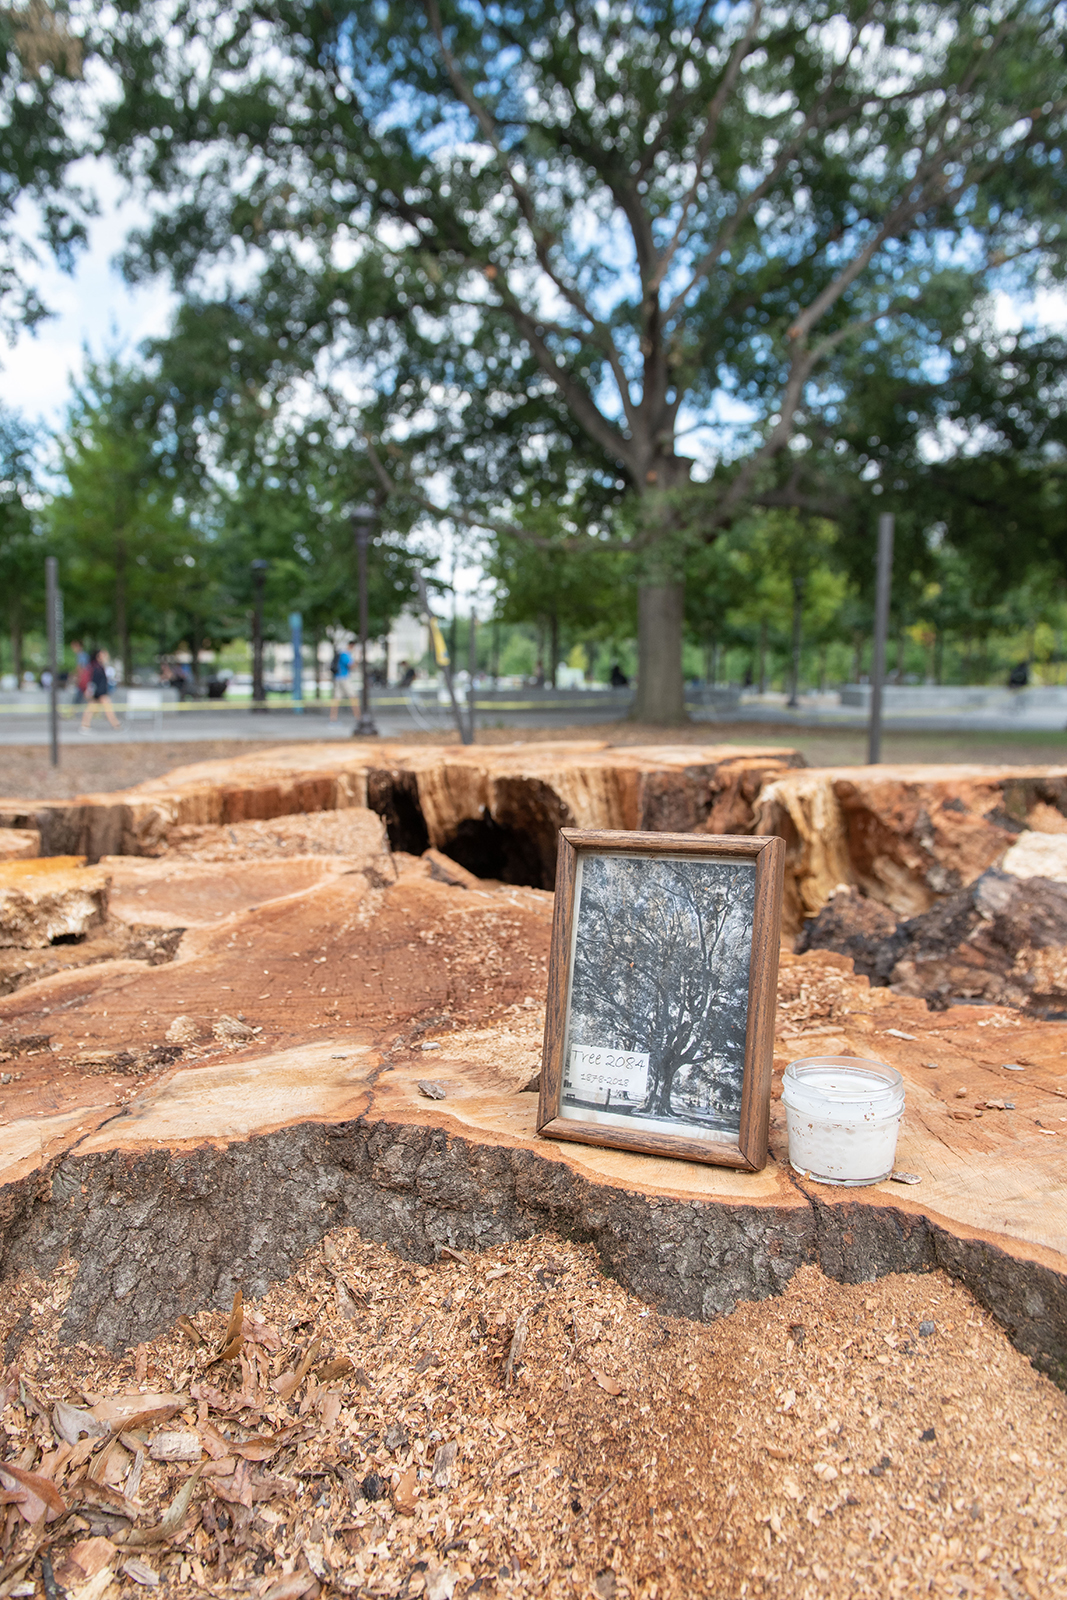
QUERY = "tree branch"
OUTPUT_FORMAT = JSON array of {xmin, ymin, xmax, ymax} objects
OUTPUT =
[
  {"xmin": 648, "ymin": 0, "xmax": 764, "ymax": 296},
  {"xmin": 663, "ymin": 7, "xmax": 878, "ymax": 322},
  {"xmin": 362, "ymin": 433, "xmax": 636, "ymax": 552},
  {"xmin": 422, "ymin": 0, "xmax": 639, "ymax": 435}
]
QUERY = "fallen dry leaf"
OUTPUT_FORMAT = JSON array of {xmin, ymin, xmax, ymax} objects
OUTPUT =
[
  {"xmin": 119, "ymin": 1466, "xmax": 202, "ymax": 1547},
  {"xmin": 69, "ymin": 1478, "xmax": 141, "ymax": 1520},
  {"xmin": 0, "ymin": 1463, "xmax": 66, "ymax": 1518},
  {"xmin": 211, "ymin": 1289, "xmax": 244, "ymax": 1363},
  {"xmin": 52, "ymin": 1400, "xmax": 107, "ymax": 1446},
  {"xmin": 590, "ymin": 1368, "xmax": 623, "ymax": 1396},
  {"xmin": 316, "ymin": 1356, "xmax": 353, "ymax": 1383},
  {"xmin": 260, "ymin": 1576, "xmax": 317, "ymax": 1600},
  {"xmin": 89, "ymin": 1394, "xmax": 182, "ymax": 1430}
]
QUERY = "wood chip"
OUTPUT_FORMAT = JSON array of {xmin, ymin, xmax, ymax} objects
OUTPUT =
[
  {"xmin": 147, "ymin": 1432, "xmax": 201, "ymax": 1464},
  {"xmin": 503, "ymin": 1308, "xmax": 531, "ymax": 1389},
  {"xmin": 432, "ymin": 1441, "xmax": 458, "ymax": 1490}
]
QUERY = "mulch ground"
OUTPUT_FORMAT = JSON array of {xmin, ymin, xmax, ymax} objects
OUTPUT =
[
  {"xmin": 0, "ymin": 1232, "xmax": 1063, "ymax": 1600},
  {"xmin": 0, "ymin": 744, "xmax": 285, "ymax": 802}
]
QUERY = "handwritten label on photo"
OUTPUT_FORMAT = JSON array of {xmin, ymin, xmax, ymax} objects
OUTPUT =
[{"xmin": 565, "ymin": 1044, "xmax": 650, "ymax": 1107}]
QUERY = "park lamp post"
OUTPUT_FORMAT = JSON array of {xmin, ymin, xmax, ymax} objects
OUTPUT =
[
  {"xmin": 251, "ymin": 558, "xmax": 268, "ymax": 712},
  {"xmin": 350, "ymin": 503, "xmax": 380, "ymax": 738}
]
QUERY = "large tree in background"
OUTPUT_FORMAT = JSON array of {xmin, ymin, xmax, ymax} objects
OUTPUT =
[
  {"xmin": 143, "ymin": 300, "xmax": 424, "ymax": 656},
  {"xmin": 47, "ymin": 359, "xmax": 198, "ymax": 678},
  {"xmin": 0, "ymin": 406, "xmax": 41, "ymax": 680},
  {"xmin": 0, "ymin": 2, "xmax": 89, "ymax": 338},
  {"xmin": 98, "ymin": 0, "xmax": 1067, "ymax": 719}
]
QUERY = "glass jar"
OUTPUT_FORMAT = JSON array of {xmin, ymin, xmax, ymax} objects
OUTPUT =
[{"xmin": 782, "ymin": 1056, "xmax": 905, "ymax": 1186}]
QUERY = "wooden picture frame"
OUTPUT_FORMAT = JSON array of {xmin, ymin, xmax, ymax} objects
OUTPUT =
[{"xmin": 537, "ymin": 829, "xmax": 785, "ymax": 1172}]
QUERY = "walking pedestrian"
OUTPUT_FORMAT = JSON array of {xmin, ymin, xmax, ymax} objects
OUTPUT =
[
  {"xmin": 80, "ymin": 649, "xmax": 121, "ymax": 732},
  {"xmin": 329, "ymin": 644, "xmax": 355, "ymax": 721},
  {"xmin": 70, "ymin": 639, "xmax": 91, "ymax": 703}
]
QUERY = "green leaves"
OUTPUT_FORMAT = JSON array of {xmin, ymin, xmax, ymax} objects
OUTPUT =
[{"xmin": 0, "ymin": 2, "xmax": 91, "ymax": 336}]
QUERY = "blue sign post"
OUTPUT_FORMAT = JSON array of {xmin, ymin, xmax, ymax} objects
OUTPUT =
[{"xmin": 289, "ymin": 611, "xmax": 303, "ymax": 714}]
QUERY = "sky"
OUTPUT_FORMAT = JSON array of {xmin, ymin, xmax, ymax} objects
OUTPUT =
[
  {"xmin": 0, "ymin": 166, "xmax": 491, "ymax": 606},
  {"xmin": 2, "ymin": 162, "xmax": 175, "ymax": 428}
]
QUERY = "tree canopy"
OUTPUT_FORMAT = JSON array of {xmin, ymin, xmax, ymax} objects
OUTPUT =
[
  {"xmin": 0, "ymin": 1, "xmax": 89, "ymax": 338},
  {"xmin": 91, "ymin": 0, "xmax": 1067, "ymax": 717}
]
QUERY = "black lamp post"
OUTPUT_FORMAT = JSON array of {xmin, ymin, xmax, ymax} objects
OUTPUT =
[
  {"xmin": 251, "ymin": 558, "xmax": 268, "ymax": 712},
  {"xmin": 350, "ymin": 504, "xmax": 379, "ymax": 737}
]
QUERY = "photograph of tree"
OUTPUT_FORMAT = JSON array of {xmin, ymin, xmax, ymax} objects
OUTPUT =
[{"xmin": 561, "ymin": 852, "xmax": 755, "ymax": 1143}]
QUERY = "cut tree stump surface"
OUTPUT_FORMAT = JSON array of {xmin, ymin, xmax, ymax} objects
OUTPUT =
[
  {"xmin": 755, "ymin": 761, "xmax": 1067, "ymax": 930},
  {"xmin": 0, "ymin": 740, "xmax": 805, "ymax": 875},
  {"xmin": 0, "ymin": 837, "xmax": 1062, "ymax": 1377}
]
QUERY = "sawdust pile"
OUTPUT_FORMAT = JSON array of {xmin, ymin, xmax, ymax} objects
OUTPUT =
[{"xmin": 0, "ymin": 1233, "xmax": 1063, "ymax": 1600}]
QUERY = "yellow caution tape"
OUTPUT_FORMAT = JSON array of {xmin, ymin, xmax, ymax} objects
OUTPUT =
[{"xmin": 428, "ymin": 616, "xmax": 450, "ymax": 667}]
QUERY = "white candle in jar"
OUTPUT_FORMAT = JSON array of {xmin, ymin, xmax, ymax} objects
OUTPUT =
[{"xmin": 782, "ymin": 1056, "xmax": 905, "ymax": 1186}]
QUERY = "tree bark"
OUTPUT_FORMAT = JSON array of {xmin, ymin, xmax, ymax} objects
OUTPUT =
[
  {"xmin": 549, "ymin": 611, "xmax": 558, "ymax": 689},
  {"xmin": 9, "ymin": 596, "xmax": 22, "ymax": 687},
  {"xmin": 633, "ymin": 583, "xmax": 686, "ymax": 723},
  {"xmin": 115, "ymin": 537, "xmax": 130, "ymax": 684},
  {"xmin": 787, "ymin": 574, "xmax": 804, "ymax": 708},
  {"xmin": 758, "ymin": 620, "xmax": 768, "ymax": 694}
]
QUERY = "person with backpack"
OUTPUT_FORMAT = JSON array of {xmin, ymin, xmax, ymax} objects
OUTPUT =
[
  {"xmin": 329, "ymin": 643, "xmax": 355, "ymax": 721},
  {"xmin": 71, "ymin": 640, "xmax": 91, "ymax": 703},
  {"xmin": 80, "ymin": 649, "xmax": 121, "ymax": 732}
]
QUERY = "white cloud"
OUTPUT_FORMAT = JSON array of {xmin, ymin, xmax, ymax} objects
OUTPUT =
[{"xmin": 1, "ymin": 159, "xmax": 175, "ymax": 427}]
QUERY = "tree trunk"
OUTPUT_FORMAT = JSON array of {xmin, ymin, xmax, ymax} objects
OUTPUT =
[
  {"xmin": 817, "ymin": 643, "xmax": 827, "ymax": 693},
  {"xmin": 549, "ymin": 611, "xmax": 559, "ymax": 689},
  {"xmin": 758, "ymin": 619, "xmax": 768, "ymax": 695},
  {"xmin": 633, "ymin": 583, "xmax": 686, "ymax": 723},
  {"xmin": 190, "ymin": 620, "xmax": 201, "ymax": 683},
  {"xmin": 115, "ymin": 537, "xmax": 130, "ymax": 684},
  {"xmin": 787, "ymin": 575, "xmax": 804, "ymax": 709},
  {"xmin": 9, "ymin": 597, "xmax": 22, "ymax": 686},
  {"xmin": 313, "ymin": 631, "xmax": 322, "ymax": 699},
  {"xmin": 852, "ymin": 629, "xmax": 863, "ymax": 684}
]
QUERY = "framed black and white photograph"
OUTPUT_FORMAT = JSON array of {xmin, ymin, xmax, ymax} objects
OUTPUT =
[{"xmin": 537, "ymin": 829, "xmax": 784, "ymax": 1171}]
